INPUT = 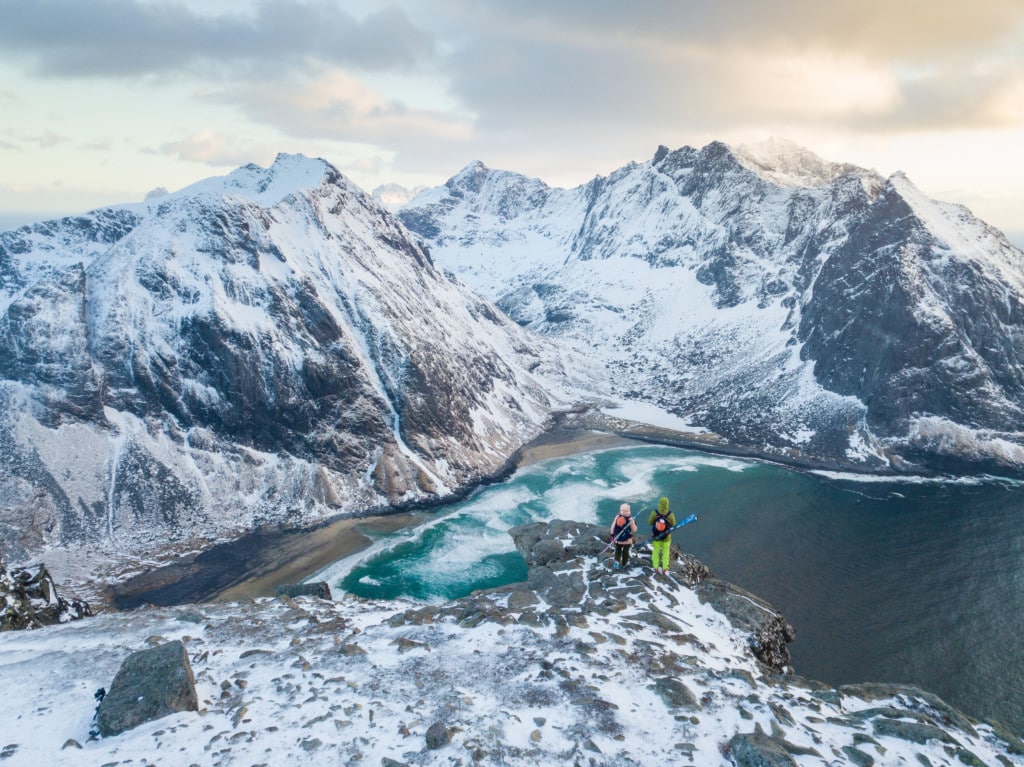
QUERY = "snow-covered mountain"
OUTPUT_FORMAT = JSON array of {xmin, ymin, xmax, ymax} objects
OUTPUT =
[
  {"xmin": 399, "ymin": 140, "xmax": 1024, "ymax": 476},
  {"xmin": 371, "ymin": 182, "xmax": 428, "ymax": 212},
  {"xmin": 0, "ymin": 154, "xmax": 575, "ymax": 572}
]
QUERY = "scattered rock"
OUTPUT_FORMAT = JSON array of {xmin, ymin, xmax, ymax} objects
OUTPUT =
[
  {"xmin": 728, "ymin": 730, "xmax": 799, "ymax": 766},
  {"xmin": 96, "ymin": 640, "xmax": 199, "ymax": 737},
  {"xmin": 425, "ymin": 721, "xmax": 450, "ymax": 750},
  {"xmin": 275, "ymin": 582, "xmax": 333, "ymax": 600},
  {"xmin": 652, "ymin": 677, "xmax": 699, "ymax": 711}
]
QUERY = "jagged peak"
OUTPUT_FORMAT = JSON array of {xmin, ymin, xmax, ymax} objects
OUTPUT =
[
  {"xmin": 167, "ymin": 152, "xmax": 350, "ymax": 208},
  {"xmin": 734, "ymin": 137, "xmax": 872, "ymax": 188}
]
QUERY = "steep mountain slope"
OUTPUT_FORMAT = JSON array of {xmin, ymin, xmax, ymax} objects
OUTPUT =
[
  {"xmin": 0, "ymin": 154, "xmax": 573, "ymax": 570},
  {"xmin": 399, "ymin": 140, "xmax": 1024, "ymax": 475}
]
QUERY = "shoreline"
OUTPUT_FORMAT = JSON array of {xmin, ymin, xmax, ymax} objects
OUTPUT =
[
  {"xmin": 100, "ymin": 409, "xmax": 944, "ymax": 609},
  {"xmin": 110, "ymin": 427, "xmax": 631, "ymax": 607}
]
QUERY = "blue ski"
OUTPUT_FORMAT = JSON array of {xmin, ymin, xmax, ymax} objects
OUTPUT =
[{"xmin": 651, "ymin": 513, "xmax": 697, "ymax": 541}]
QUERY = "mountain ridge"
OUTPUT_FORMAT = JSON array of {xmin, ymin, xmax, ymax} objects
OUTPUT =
[
  {"xmin": 399, "ymin": 139, "xmax": 1024, "ymax": 477},
  {"xmin": 0, "ymin": 154, "xmax": 579, "ymax": 575}
]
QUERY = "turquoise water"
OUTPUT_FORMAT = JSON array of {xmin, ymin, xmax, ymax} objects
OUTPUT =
[{"xmin": 312, "ymin": 445, "xmax": 1024, "ymax": 732}]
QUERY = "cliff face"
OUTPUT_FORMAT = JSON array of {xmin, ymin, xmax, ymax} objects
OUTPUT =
[
  {"xmin": 400, "ymin": 141, "xmax": 1024, "ymax": 476},
  {"xmin": 0, "ymin": 154, "xmax": 574, "ymax": 568},
  {"xmin": 0, "ymin": 520, "xmax": 1018, "ymax": 766}
]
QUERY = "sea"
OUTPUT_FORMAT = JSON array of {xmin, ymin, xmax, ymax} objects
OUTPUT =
[{"xmin": 310, "ymin": 444, "xmax": 1024, "ymax": 733}]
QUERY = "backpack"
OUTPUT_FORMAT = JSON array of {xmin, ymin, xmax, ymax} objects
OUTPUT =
[
  {"xmin": 651, "ymin": 513, "xmax": 671, "ymax": 541},
  {"xmin": 612, "ymin": 515, "xmax": 631, "ymax": 541}
]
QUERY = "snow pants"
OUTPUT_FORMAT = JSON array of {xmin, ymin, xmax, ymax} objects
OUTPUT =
[
  {"xmin": 614, "ymin": 543, "xmax": 631, "ymax": 566},
  {"xmin": 651, "ymin": 539, "xmax": 671, "ymax": 570}
]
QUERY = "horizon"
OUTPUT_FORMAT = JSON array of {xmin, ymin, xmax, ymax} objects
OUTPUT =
[{"xmin": 0, "ymin": 1, "xmax": 1021, "ymax": 236}]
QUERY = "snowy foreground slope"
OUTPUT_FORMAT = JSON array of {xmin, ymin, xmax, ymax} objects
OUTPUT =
[
  {"xmin": 0, "ymin": 521, "xmax": 1019, "ymax": 767},
  {"xmin": 400, "ymin": 138, "xmax": 1024, "ymax": 476},
  {"xmin": 0, "ymin": 154, "xmax": 579, "ymax": 574}
]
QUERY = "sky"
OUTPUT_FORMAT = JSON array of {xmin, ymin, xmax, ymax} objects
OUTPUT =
[{"xmin": 0, "ymin": 0, "xmax": 1022, "ymax": 244}]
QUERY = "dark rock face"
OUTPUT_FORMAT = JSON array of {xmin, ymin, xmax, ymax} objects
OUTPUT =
[
  {"xmin": 96, "ymin": 640, "xmax": 198, "ymax": 737},
  {"xmin": 694, "ymin": 578, "xmax": 796, "ymax": 674},
  {"xmin": 0, "ymin": 560, "xmax": 91, "ymax": 631},
  {"xmin": 799, "ymin": 178, "xmax": 1024, "ymax": 471}
]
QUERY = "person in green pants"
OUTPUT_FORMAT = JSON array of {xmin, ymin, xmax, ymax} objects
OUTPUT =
[{"xmin": 648, "ymin": 497, "xmax": 676, "ymax": 574}]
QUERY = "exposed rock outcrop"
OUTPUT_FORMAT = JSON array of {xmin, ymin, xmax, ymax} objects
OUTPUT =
[
  {"xmin": 0, "ymin": 559, "xmax": 90, "ymax": 631},
  {"xmin": 275, "ymin": 581, "xmax": 333, "ymax": 600}
]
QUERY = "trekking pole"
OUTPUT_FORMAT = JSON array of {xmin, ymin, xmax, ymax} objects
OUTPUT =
[
  {"xmin": 597, "ymin": 508, "xmax": 647, "ymax": 555},
  {"xmin": 598, "ymin": 523, "xmax": 632, "ymax": 556}
]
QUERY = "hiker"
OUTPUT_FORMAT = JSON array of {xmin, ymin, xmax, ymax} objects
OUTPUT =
[
  {"xmin": 609, "ymin": 503, "xmax": 638, "ymax": 569},
  {"xmin": 648, "ymin": 496, "xmax": 676, "ymax": 574}
]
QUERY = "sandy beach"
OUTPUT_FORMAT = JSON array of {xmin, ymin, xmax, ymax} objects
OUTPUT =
[
  {"xmin": 109, "ymin": 428, "xmax": 625, "ymax": 607},
  {"xmin": 214, "ymin": 429, "xmax": 632, "ymax": 600}
]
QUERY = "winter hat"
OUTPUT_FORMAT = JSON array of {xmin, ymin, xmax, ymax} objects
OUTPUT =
[{"xmin": 658, "ymin": 497, "xmax": 669, "ymax": 514}]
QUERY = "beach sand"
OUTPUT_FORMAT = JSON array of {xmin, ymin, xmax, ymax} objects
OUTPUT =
[
  {"xmin": 109, "ymin": 428, "xmax": 637, "ymax": 606},
  {"xmin": 212, "ymin": 512, "xmax": 423, "ymax": 601},
  {"xmin": 212, "ymin": 429, "xmax": 630, "ymax": 601}
]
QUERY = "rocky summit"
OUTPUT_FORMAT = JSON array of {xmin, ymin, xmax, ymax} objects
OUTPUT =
[{"xmin": 0, "ymin": 521, "xmax": 1018, "ymax": 766}]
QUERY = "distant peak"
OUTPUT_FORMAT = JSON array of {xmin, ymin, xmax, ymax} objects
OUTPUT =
[
  {"xmin": 372, "ymin": 182, "xmax": 428, "ymax": 212},
  {"xmin": 734, "ymin": 137, "xmax": 870, "ymax": 188}
]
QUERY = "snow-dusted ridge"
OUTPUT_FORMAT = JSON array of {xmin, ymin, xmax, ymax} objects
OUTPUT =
[
  {"xmin": 1, "ymin": 521, "xmax": 1019, "ymax": 766},
  {"xmin": 400, "ymin": 139, "xmax": 1024, "ymax": 478},
  {"xmin": 0, "ymin": 153, "xmax": 585, "ymax": 579}
]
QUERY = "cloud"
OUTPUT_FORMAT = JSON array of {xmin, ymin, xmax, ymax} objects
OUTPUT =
[
  {"xmin": 158, "ymin": 131, "xmax": 278, "ymax": 167},
  {"xmin": 0, "ymin": 0, "xmax": 434, "ymax": 77},
  {"xmin": 429, "ymin": 0, "xmax": 1024, "ymax": 144},
  {"xmin": 439, "ymin": 0, "xmax": 1024, "ymax": 60},
  {"xmin": 219, "ymin": 70, "xmax": 473, "ymax": 145}
]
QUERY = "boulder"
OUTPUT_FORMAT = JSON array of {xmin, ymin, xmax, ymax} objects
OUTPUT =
[
  {"xmin": 424, "ymin": 721, "xmax": 450, "ymax": 749},
  {"xmin": 96, "ymin": 640, "xmax": 198, "ymax": 736},
  {"xmin": 274, "ymin": 581, "xmax": 333, "ymax": 600},
  {"xmin": 728, "ymin": 730, "xmax": 798, "ymax": 766}
]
